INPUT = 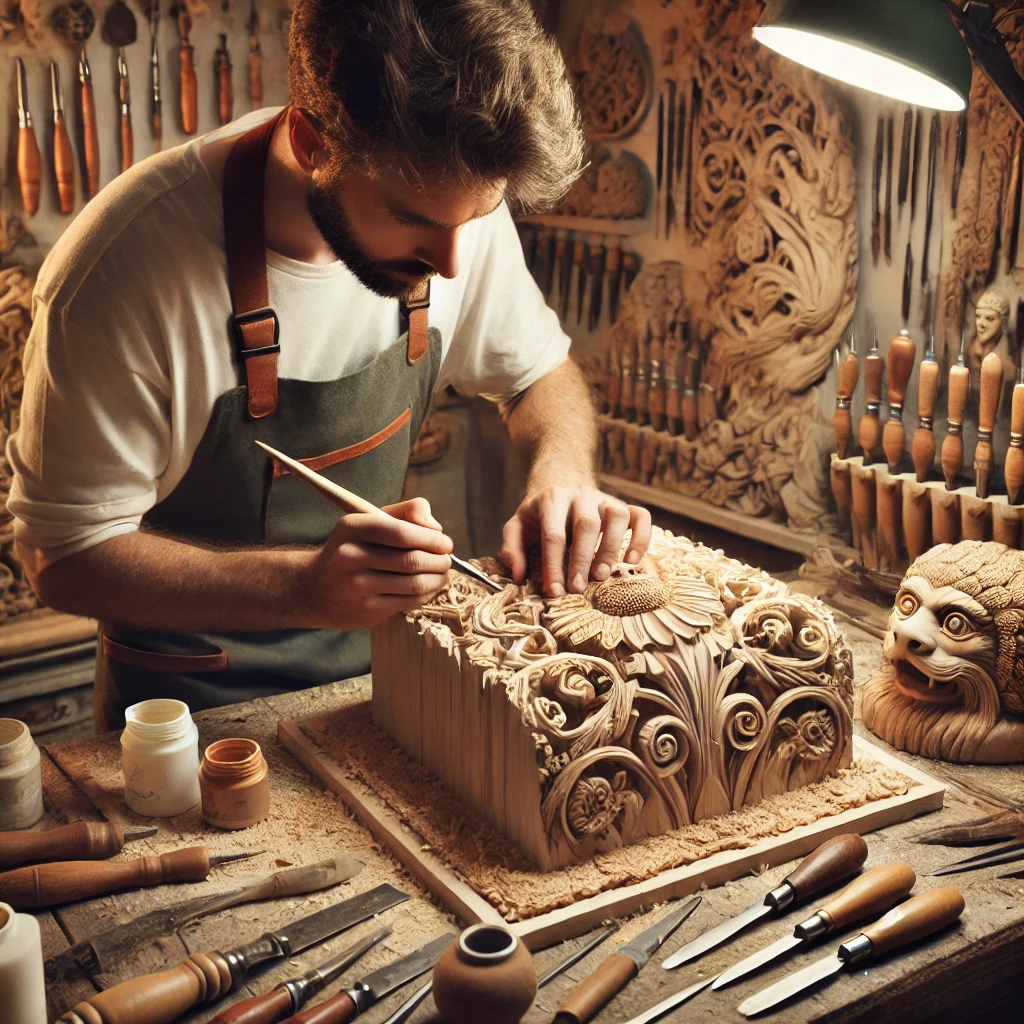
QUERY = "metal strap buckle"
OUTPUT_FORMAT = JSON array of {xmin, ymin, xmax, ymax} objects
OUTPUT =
[
  {"xmin": 232, "ymin": 306, "xmax": 281, "ymax": 358},
  {"xmin": 399, "ymin": 281, "xmax": 432, "ymax": 318}
]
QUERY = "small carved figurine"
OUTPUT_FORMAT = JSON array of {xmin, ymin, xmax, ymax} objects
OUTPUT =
[
  {"xmin": 967, "ymin": 290, "xmax": 1015, "ymax": 384},
  {"xmin": 862, "ymin": 541, "xmax": 1024, "ymax": 763}
]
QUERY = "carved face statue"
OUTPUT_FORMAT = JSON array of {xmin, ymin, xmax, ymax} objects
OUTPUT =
[
  {"xmin": 974, "ymin": 305, "xmax": 1006, "ymax": 348},
  {"xmin": 862, "ymin": 541, "xmax": 1024, "ymax": 763}
]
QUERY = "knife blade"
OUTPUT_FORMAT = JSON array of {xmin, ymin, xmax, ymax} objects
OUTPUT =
[
  {"xmin": 656, "ymin": 89, "xmax": 664, "ymax": 236},
  {"xmin": 551, "ymin": 230, "xmax": 567, "ymax": 305},
  {"xmin": 685, "ymin": 78, "xmax": 701, "ymax": 232},
  {"xmin": 921, "ymin": 112, "xmax": 940, "ymax": 286},
  {"xmin": 910, "ymin": 109, "xmax": 923, "ymax": 222},
  {"xmin": 554, "ymin": 897, "xmax": 701, "ymax": 1024},
  {"xmin": 871, "ymin": 116, "xmax": 883, "ymax": 265},
  {"xmin": 737, "ymin": 888, "xmax": 965, "ymax": 1017},
  {"xmin": 897, "ymin": 107, "xmax": 912, "ymax": 210},
  {"xmin": 884, "ymin": 113, "xmax": 894, "ymax": 264},
  {"xmin": 619, "ymin": 976, "xmax": 717, "ymax": 1024},
  {"xmin": 951, "ymin": 109, "xmax": 967, "ymax": 214},
  {"xmin": 56, "ymin": 883, "xmax": 409, "ymax": 1024},
  {"xmin": 379, "ymin": 981, "xmax": 432, "ymax": 1024},
  {"xmin": 662, "ymin": 833, "xmax": 868, "ymax": 969},
  {"xmin": 665, "ymin": 79, "xmax": 677, "ymax": 238},
  {"xmin": 712, "ymin": 862, "xmax": 917, "ymax": 990},
  {"xmin": 285, "ymin": 934, "xmax": 454, "ymax": 1024},
  {"xmin": 928, "ymin": 838, "xmax": 1024, "ymax": 876},
  {"xmin": 902, "ymin": 241, "xmax": 914, "ymax": 323},
  {"xmin": 537, "ymin": 923, "xmax": 617, "ymax": 989}
]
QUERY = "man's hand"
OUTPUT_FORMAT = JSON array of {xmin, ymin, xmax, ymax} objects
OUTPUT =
[
  {"xmin": 500, "ymin": 484, "xmax": 651, "ymax": 597},
  {"xmin": 304, "ymin": 497, "xmax": 454, "ymax": 628}
]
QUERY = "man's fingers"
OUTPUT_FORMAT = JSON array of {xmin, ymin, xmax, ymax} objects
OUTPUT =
[
  {"xmin": 566, "ymin": 494, "xmax": 602, "ymax": 594},
  {"xmin": 592, "ymin": 499, "xmax": 632, "ymax": 579},
  {"xmin": 382, "ymin": 496, "xmax": 443, "ymax": 531},
  {"xmin": 355, "ymin": 569, "xmax": 451, "ymax": 598},
  {"xmin": 334, "ymin": 512, "xmax": 453, "ymax": 554},
  {"xmin": 625, "ymin": 504, "xmax": 653, "ymax": 562},
  {"xmin": 359, "ymin": 546, "xmax": 452, "ymax": 576},
  {"xmin": 538, "ymin": 489, "xmax": 571, "ymax": 598},
  {"xmin": 499, "ymin": 516, "xmax": 533, "ymax": 583}
]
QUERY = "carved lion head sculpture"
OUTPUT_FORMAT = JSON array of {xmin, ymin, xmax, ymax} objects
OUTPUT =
[{"xmin": 862, "ymin": 540, "xmax": 1024, "ymax": 763}]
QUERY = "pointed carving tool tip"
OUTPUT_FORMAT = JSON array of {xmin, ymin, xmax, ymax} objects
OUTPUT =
[
  {"xmin": 124, "ymin": 826, "xmax": 159, "ymax": 842},
  {"xmin": 210, "ymin": 849, "xmax": 264, "ymax": 866}
]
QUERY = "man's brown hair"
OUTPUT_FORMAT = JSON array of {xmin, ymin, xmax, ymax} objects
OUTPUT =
[{"xmin": 288, "ymin": 0, "xmax": 585, "ymax": 213}]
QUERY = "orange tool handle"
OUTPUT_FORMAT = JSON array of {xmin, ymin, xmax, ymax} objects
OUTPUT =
[
  {"xmin": 180, "ymin": 43, "xmax": 198, "ymax": 134},
  {"xmin": 860, "ymin": 887, "xmax": 965, "ymax": 957},
  {"xmin": 555, "ymin": 954, "xmax": 637, "ymax": 1024},
  {"xmin": 0, "ymin": 821, "xmax": 129, "ymax": 869},
  {"xmin": 17, "ymin": 125, "xmax": 41, "ymax": 215},
  {"xmin": 54, "ymin": 118, "xmax": 75, "ymax": 214},
  {"xmin": 208, "ymin": 986, "xmax": 294, "ymax": 1024},
  {"xmin": 249, "ymin": 50, "xmax": 264, "ymax": 109},
  {"xmin": 120, "ymin": 111, "xmax": 134, "ymax": 174},
  {"xmin": 218, "ymin": 57, "xmax": 234, "ymax": 126},
  {"xmin": 816, "ymin": 863, "xmax": 916, "ymax": 932},
  {"xmin": 153, "ymin": 110, "xmax": 163, "ymax": 153},
  {"xmin": 81, "ymin": 78, "xmax": 101, "ymax": 198},
  {"xmin": 286, "ymin": 991, "xmax": 358, "ymax": 1024}
]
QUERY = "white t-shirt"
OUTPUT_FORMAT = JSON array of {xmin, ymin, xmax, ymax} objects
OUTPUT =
[{"xmin": 7, "ymin": 108, "xmax": 569, "ymax": 563}]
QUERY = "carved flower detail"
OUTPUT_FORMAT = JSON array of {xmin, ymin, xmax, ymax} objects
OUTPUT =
[
  {"xmin": 567, "ymin": 770, "xmax": 643, "ymax": 842},
  {"xmin": 542, "ymin": 561, "xmax": 725, "ymax": 654}
]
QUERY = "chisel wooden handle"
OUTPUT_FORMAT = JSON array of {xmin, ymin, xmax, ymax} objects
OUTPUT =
[
  {"xmin": 81, "ymin": 77, "xmax": 100, "ymax": 198},
  {"xmin": 217, "ymin": 47, "xmax": 234, "ymax": 126},
  {"xmin": 0, "ymin": 821, "xmax": 135, "ymax": 869},
  {"xmin": 120, "ymin": 110, "xmax": 134, "ymax": 175},
  {"xmin": 941, "ymin": 362, "xmax": 970, "ymax": 489},
  {"xmin": 883, "ymin": 331, "xmax": 917, "ymax": 470},
  {"xmin": 180, "ymin": 42, "xmax": 198, "ymax": 134},
  {"xmin": 648, "ymin": 340, "xmax": 666, "ymax": 432},
  {"xmin": 815, "ymin": 863, "xmax": 916, "ymax": 933},
  {"xmin": 209, "ymin": 986, "xmax": 293, "ymax": 1024},
  {"xmin": 834, "ymin": 349, "xmax": 860, "ymax": 458},
  {"xmin": 555, "ymin": 953, "xmax": 637, "ymax": 1024},
  {"xmin": 913, "ymin": 357, "xmax": 939, "ymax": 482},
  {"xmin": 903, "ymin": 481, "xmax": 932, "ymax": 561},
  {"xmin": 856, "ymin": 887, "xmax": 964, "ymax": 957},
  {"xmin": 783, "ymin": 833, "xmax": 868, "ymax": 901},
  {"xmin": 1006, "ymin": 380, "xmax": 1024, "ymax": 504},
  {"xmin": 53, "ymin": 117, "xmax": 75, "ymax": 214},
  {"xmin": 57, "ymin": 949, "xmax": 234, "ymax": 1024},
  {"xmin": 974, "ymin": 351, "xmax": 1003, "ymax": 499},
  {"xmin": 285, "ymin": 991, "xmax": 358, "ymax": 1024},
  {"xmin": 859, "ymin": 347, "xmax": 884, "ymax": 461},
  {"xmin": 17, "ymin": 125, "xmax": 41, "ymax": 215},
  {"xmin": 249, "ymin": 48, "xmax": 264, "ymax": 109},
  {"xmin": 0, "ymin": 845, "xmax": 214, "ymax": 909}
]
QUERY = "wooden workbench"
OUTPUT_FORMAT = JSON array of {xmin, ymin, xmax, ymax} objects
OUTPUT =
[{"xmin": 32, "ymin": 625, "xmax": 1024, "ymax": 1024}]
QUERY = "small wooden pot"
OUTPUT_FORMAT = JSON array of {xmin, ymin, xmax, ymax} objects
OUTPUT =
[
  {"xmin": 199, "ymin": 738, "xmax": 270, "ymax": 830},
  {"xmin": 433, "ymin": 924, "xmax": 537, "ymax": 1024}
]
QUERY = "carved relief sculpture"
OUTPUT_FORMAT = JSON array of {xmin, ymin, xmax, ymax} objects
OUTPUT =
[
  {"xmin": 372, "ymin": 528, "xmax": 853, "ymax": 870},
  {"xmin": 862, "ymin": 541, "xmax": 1024, "ymax": 764},
  {"xmin": 966, "ymin": 289, "xmax": 1014, "ymax": 385}
]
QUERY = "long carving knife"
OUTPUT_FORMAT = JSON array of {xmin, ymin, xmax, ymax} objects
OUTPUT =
[
  {"xmin": 284, "ymin": 934, "xmax": 453, "ymax": 1023},
  {"xmin": 737, "ymin": 888, "xmax": 965, "ymax": 1017},
  {"xmin": 563, "ymin": 236, "xmax": 584, "ymax": 322},
  {"xmin": 665, "ymin": 78, "xmax": 676, "ymax": 238},
  {"xmin": 606, "ymin": 239, "xmax": 623, "ymax": 324},
  {"xmin": 618, "ymin": 976, "xmax": 717, "ymax": 1024},
  {"xmin": 56, "ymin": 883, "xmax": 410, "ymax": 1024},
  {"xmin": 1, "ymin": 821, "xmax": 157, "ymax": 870},
  {"xmin": 871, "ymin": 116, "xmax": 883, "ymax": 265},
  {"xmin": 951, "ymin": 109, "xmax": 967, "ymax": 214},
  {"xmin": 921, "ymin": 112, "xmax": 940, "ymax": 286},
  {"xmin": 662, "ymin": 834, "xmax": 868, "ymax": 969},
  {"xmin": 910, "ymin": 109, "xmax": 923, "ymax": 222},
  {"xmin": 897, "ymin": 107, "xmax": 912, "ymax": 210},
  {"xmin": 712, "ymin": 863, "xmax": 917, "ymax": 990},
  {"xmin": 884, "ymin": 113, "xmax": 894, "ymax": 264},
  {"xmin": 15, "ymin": 57, "xmax": 42, "ymax": 216},
  {"xmin": 656, "ymin": 88, "xmax": 664, "ymax": 236},
  {"xmin": 576, "ymin": 236, "xmax": 590, "ymax": 325},
  {"xmin": 555, "ymin": 896, "xmax": 701, "ymax": 1024}
]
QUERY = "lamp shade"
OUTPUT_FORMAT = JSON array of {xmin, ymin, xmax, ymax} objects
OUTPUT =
[{"xmin": 754, "ymin": 0, "xmax": 973, "ymax": 111}]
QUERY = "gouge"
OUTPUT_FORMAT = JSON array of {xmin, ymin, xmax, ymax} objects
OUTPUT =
[
  {"xmin": 974, "ymin": 349, "xmax": 1004, "ymax": 499},
  {"xmin": 941, "ymin": 330, "xmax": 970, "ymax": 490},
  {"xmin": 712, "ymin": 862, "xmax": 917, "ymax": 990},
  {"xmin": 15, "ymin": 57, "xmax": 41, "ymax": 215},
  {"xmin": 883, "ymin": 329, "xmax": 917, "ymax": 471},
  {"xmin": 0, "ymin": 846, "xmax": 257, "ymax": 910},
  {"xmin": 1006, "ymin": 360, "xmax": 1024, "ymax": 504},
  {"xmin": 0, "ymin": 820, "xmax": 157, "ymax": 870},
  {"xmin": 913, "ymin": 336, "xmax": 939, "ymax": 482},
  {"xmin": 833, "ymin": 333, "xmax": 859, "ymax": 459},
  {"xmin": 859, "ymin": 324, "xmax": 884, "ymax": 463},
  {"xmin": 661, "ymin": 834, "xmax": 868, "ymax": 969},
  {"xmin": 737, "ymin": 888, "xmax": 965, "ymax": 1017},
  {"xmin": 51, "ymin": 61, "xmax": 76, "ymax": 214}
]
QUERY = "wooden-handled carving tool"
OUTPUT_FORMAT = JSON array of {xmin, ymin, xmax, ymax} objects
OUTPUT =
[
  {"xmin": 1006, "ymin": 360, "xmax": 1024, "ymax": 504},
  {"xmin": 902, "ymin": 240, "xmax": 914, "ymax": 323},
  {"xmin": 623, "ymin": 248, "xmax": 640, "ymax": 293},
  {"xmin": 588, "ymin": 239, "xmax": 606, "ymax": 331},
  {"xmin": 903, "ymin": 481, "xmax": 932, "ymax": 561},
  {"xmin": 15, "ymin": 57, "xmax": 42, "ymax": 216},
  {"xmin": 216, "ymin": 33, "xmax": 234, "ymax": 126},
  {"xmin": 910, "ymin": 109, "xmax": 923, "ymax": 221},
  {"xmin": 117, "ymin": 47, "xmax": 133, "ymax": 172},
  {"xmin": 897, "ymin": 108, "xmax": 912, "ymax": 210},
  {"xmin": 876, "ymin": 473, "xmax": 902, "ymax": 572},
  {"xmin": 833, "ymin": 332, "xmax": 859, "ymax": 459},
  {"xmin": 656, "ymin": 88, "xmax": 664, "ymax": 236},
  {"xmin": 255, "ymin": 441, "xmax": 503, "ymax": 592},
  {"xmin": 562, "ymin": 236, "xmax": 583, "ymax": 323},
  {"xmin": 921, "ymin": 112, "xmax": 940, "ymax": 286},
  {"xmin": 913, "ymin": 336, "xmax": 939, "ymax": 482},
  {"xmin": 145, "ymin": 0, "xmax": 161, "ymax": 151},
  {"xmin": 555, "ymin": 898, "xmax": 700, "ymax": 1024},
  {"xmin": 576, "ymin": 236, "xmax": 591, "ymax": 325},
  {"xmin": 665, "ymin": 78, "xmax": 677, "ymax": 238},
  {"xmin": 883, "ymin": 328, "xmax": 917, "ymax": 471},
  {"xmin": 248, "ymin": 0, "xmax": 263, "ymax": 108},
  {"xmin": 737, "ymin": 889, "xmax": 965, "ymax": 1017},
  {"xmin": 884, "ymin": 113, "xmax": 894, "ymax": 264},
  {"xmin": 605, "ymin": 239, "xmax": 622, "ymax": 324},
  {"xmin": 648, "ymin": 327, "xmax": 666, "ymax": 431},
  {"xmin": 952, "ymin": 109, "xmax": 968, "ymax": 214},
  {"xmin": 51, "ymin": 61, "xmax": 76, "ymax": 214},
  {"xmin": 871, "ymin": 116, "xmax": 883, "ymax": 265},
  {"xmin": 859, "ymin": 323, "xmax": 884, "ymax": 463},
  {"xmin": 664, "ymin": 322, "xmax": 682, "ymax": 436},
  {"xmin": 634, "ymin": 328, "xmax": 650, "ymax": 426},
  {"xmin": 176, "ymin": 3, "xmax": 198, "ymax": 134},
  {"xmin": 975, "ymin": 349, "xmax": 1004, "ymax": 499},
  {"xmin": 56, "ymin": 883, "xmax": 410, "ymax": 1024},
  {"xmin": 942, "ymin": 330, "xmax": 971, "ymax": 490},
  {"xmin": 0, "ymin": 821, "xmax": 157, "ymax": 870},
  {"xmin": 551, "ymin": 231, "xmax": 566, "ymax": 309},
  {"xmin": 0, "ymin": 846, "xmax": 258, "ymax": 910},
  {"xmin": 207, "ymin": 926, "xmax": 388, "ymax": 1024}
]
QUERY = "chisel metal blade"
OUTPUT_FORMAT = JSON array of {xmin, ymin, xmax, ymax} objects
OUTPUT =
[
  {"xmin": 928, "ymin": 839, "xmax": 1024, "ymax": 875},
  {"xmin": 621, "ymin": 975, "xmax": 716, "ymax": 1024},
  {"xmin": 737, "ymin": 953, "xmax": 843, "ymax": 1017},
  {"xmin": 712, "ymin": 932, "xmax": 802, "ymax": 990},
  {"xmin": 662, "ymin": 900, "xmax": 771, "ymax": 968}
]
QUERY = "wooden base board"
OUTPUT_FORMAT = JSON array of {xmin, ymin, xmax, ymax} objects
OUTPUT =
[{"xmin": 278, "ymin": 721, "xmax": 945, "ymax": 949}]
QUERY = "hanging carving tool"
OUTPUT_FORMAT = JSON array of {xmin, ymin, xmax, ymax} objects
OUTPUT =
[
  {"xmin": 655, "ymin": 88, "xmax": 664, "ymax": 237},
  {"xmin": 555, "ymin": 897, "xmax": 700, "ymax": 1024},
  {"xmin": 665, "ymin": 78, "xmax": 677, "ymax": 238},
  {"xmin": 951, "ymin": 109, "xmax": 967, "ymax": 215},
  {"xmin": 537, "ymin": 923, "xmax": 617, "ymax": 988},
  {"xmin": 921, "ymin": 112, "xmax": 940, "ymax": 286},
  {"xmin": 557, "ymin": 230, "xmax": 574, "ymax": 315},
  {"xmin": 537, "ymin": 227, "xmax": 556, "ymax": 300},
  {"xmin": 902, "ymin": 241, "xmax": 914, "ymax": 323},
  {"xmin": 871, "ymin": 116, "xmax": 883, "ymax": 265},
  {"xmin": 883, "ymin": 329, "xmax": 917, "ymax": 471},
  {"xmin": 576, "ymin": 235, "xmax": 590, "ymax": 325},
  {"xmin": 975, "ymin": 350, "xmax": 1004, "ymax": 499},
  {"xmin": 51, "ymin": 1, "xmax": 100, "ymax": 199},
  {"xmin": 623, "ymin": 248, "xmax": 640, "ymax": 292},
  {"xmin": 564, "ymin": 236, "xmax": 584, "ymax": 323},
  {"xmin": 147, "ymin": 1, "xmax": 161, "ymax": 151},
  {"xmin": 56, "ymin": 883, "xmax": 410, "ymax": 1024},
  {"xmin": 685, "ymin": 77, "xmax": 700, "ymax": 232},
  {"xmin": 587, "ymin": 238, "xmax": 606, "ymax": 331},
  {"xmin": 897, "ymin": 108, "xmax": 912, "ymax": 211},
  {"xmin": 0, "ymin": 821, "xmax": 156, "ymax": 870},
  {"xmin": 15, "ymin": 57, "xmax": 41, "ymax": 216},
  {"xmin": 1007, "ymin": 132, "xmax": 1023, "ymax": 274},
  {"xmin": 833, "ymin": 332, "xmax": 859, "ymax": 459},
  {"xmin": 634, "ymin": 328, "xmax": 650, "ymax": 427},
  {"xmin": 942, "ymin": 330, "xmax": 971, "ymax": 490},
  {"xmin": 175, "ymin": 3, "xmax": 198, "ymax": 134},
  {"xmin": 673, "ymin": 81, "xmax": 685, "ymax": 237},
  {"xmin": 910, "ymin": 110, "xmax": 923, "ymax": 222},
  {"xmin": 664, "ymin": 328, "xmax": 681, "ymax": 435},
  {"xmin": 102, "ymin": 1, "xmax": 138, "ymax": 174},
  {"xmin": 215, "ymin": 33, "xmax": 233, "ymax": 126},
  {"xmin": 682, "ymin": 332, "xmax": 698, "ymax": 441},
  {"xmin": 606, "ymin": 238, "xmax": 623, "ymax": 324},
  {"xmin": 50, "ymin": 61, "xmax": 76, "ymax": 214},
  {"xmin": 0, "ymin": 846, "xmax": 259, "ymax": 911},
  {"xmin": 859, "ymin": 324, "xmax": 884, "ymax": 464},
  {"xmin": 737, "ymin": 889, "xmax": 965, "ymax": 1017},
  {"xmin": 1007, "ymin": 360, "xmax": 1024, "ymax": 504},
  {"xmin": 648, "ymin": 327, "xmax": 665, "ymax": 431},
  {"xmin": 248, "ymin": 0, "xmax": 263, "ymax": 108},
  {"xmin": 206, "ymin": 926, "xmax": 388, "ymax": 1024},
  {"xmin": 550, "ymin": 230, "xmax": 566, "ymax": 305},
  {"xmin": 713, "ymin": 863, "xmax": 917, "ymax": 991},
  {"xmin": 913, "ymin": 336, "xmax": 939, "ymax": 483},
  {"xmin": 884, "ymin": 113, "xmax": 894, "ymax": 264},
  {"xmin": 661, "ymin": 834, "xmax": 868, "ymax": 969}
]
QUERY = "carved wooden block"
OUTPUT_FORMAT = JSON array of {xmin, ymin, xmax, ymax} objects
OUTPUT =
[{"xmin": 372, "ymin": 528, "xmax": 854, "ymax": 871}]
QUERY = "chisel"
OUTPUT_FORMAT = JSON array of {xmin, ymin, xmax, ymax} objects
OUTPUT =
[
  {"xmin": 665, "ymin": 79, "xmax": 677, "ymax": 238},
  {"xmin": 662, "ymin": 834, "xmax": 868, "ymax": 969},
  {"xmin": 15, "ymin": 57, "xmax": 41, "ymax": 216},
  {"xmin": 563, "ymin": 236, "xmax": 584, "ymax": 323},
  {"xmin": 859, "ymin": 325, "xmax": 884, "ymax": 464},
  {"xmin": 656, "ymin": 89, "xmax": 664, "ymax": 236},
  {"xmin": 833, "ymin": 332, "xmax": 859, "ymax": 459},
  {"xmin": 216, "ymin": 33, "xmax": 233, "ymax": 126},
  {"xmin": 552, "ymin": 231, "xmax": 567, "ymax": 306},
  {"xmin": 897, "ymin": 108, "xmax": 912, "ymax": 211},
  {"xmin": 913, "ymin": 337, "xmax": 939, "ymax": 483},
  {"xmin": 975, "ymin": 350, "xmax": 1004, "ymax": 499},
  {"xmin": 648, "ymin": 328, "xmax": 665, "ymax": 431},
  {"xmin": 588, "ymin": 239, "xmax": 606, "ymax": 331},
  {"xmin": 176, "ymin": 3, "xmax": 198, "ymax": 134},
  {"xmin": 883, "ymin": 328, "xmax": 917, "ymax": 471},
  {"xmin": 921, "ymin": 112, "xmax": 940, "ymax": 286},
  {"xmin": 1006, "ymin": 360, "xmax": 1024, "ymax": 504},
  {"xmin": 941, "ymin": 331, "xmax": 971, "ymax": 490},
  {"xmin": 1005, "ymin": 133, "xmax": 1022, "ymax": 275},
  {"xmin": 664, "ymin": 324, "xmax": 682, "ymax": 436},
  {"xmin": 951, "ymin": 109, "xmax": 967, "ymax": 214},
  {"xmin": 51, "ymin": 61, "xmax": 76, "ymax": 214},
  {"xmin": 737, "ymin": 888, "xmax": 965, "ymax": 1017},
  {"xmin": 117, "ymin": 47, "xmax": 133, "ymax": 173},
  {"xmin": 712, "ymin": 863, "xmax": 916, "ymax": 990},
  {"xmin": 902, "ymin": 240, "xmax": 914, "ymax": 323},
  {"xmin": 623, "ymin": 248, "xmax": 640, "ymax": 293},
  {"xmin": 0, "ymin": 820, "xmax": 157, "ymax": 870},
  {"xmin": 910, "ymin": 109, "xmax": 923, "ymax": 222},
  {"xmin": 871, "ymin": 116, "xmax": 883, "ymax": 265},
  {"xmin": 606, "ymin": 239, "xmax": 622, "ymax": 324},
  {"xmin": 576, "ymin": 236, "xmax": 590, "ymax": 324},
  {"xmin": 884, "ymin": 113, "xmax": 894, "ymax": 264},
  {"xmin": 0, "ymin": 846, "xmax": 258, "ymax": 911},
  {"xmin": 681, "ymin": 349, "xmax": 698, "ymax": 441}
]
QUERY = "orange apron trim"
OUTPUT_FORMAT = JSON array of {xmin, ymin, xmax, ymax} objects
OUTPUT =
[{"xmin": 102, "ymin": 634, "xmax": 229, "ymax": 673}]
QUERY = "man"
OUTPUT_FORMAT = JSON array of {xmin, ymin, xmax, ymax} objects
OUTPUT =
[{"xmin": 7, "ymin": 0, "xmax": 651, "ymax": 729}]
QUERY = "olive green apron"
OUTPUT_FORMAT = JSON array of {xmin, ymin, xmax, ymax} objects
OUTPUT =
[{"xmin": 94, "ymin": 110, "xmax": 441, "ymax": 730}]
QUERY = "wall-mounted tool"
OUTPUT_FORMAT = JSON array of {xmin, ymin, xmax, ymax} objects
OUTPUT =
[
  {"xmin": 1006, "ymin": 132, "xmax": 1023, "ymax": 275},
  {"xmin": 685, "ymin": 78, "xmax": 700, "ymax": 232},
  {"xmin": 550, "ymin": 230, "xmax": 566, "ymax": 308},
  {"xmin": 871, "ymin": 116, "xmax": 883, "ymax": 265},
  {"xmin": 833, "ymin": 332, "xmax": 859, "ymax": 459},
  {"xmin": 951, "ymin": 110, "xmax": 967, "ymax": 215},
  {"xmin": 942, "ymin": 330, "xmax": 971, "ymax": 490},
  {"xmin": 673, "ymin": 79, "xmax": 686, "ymax": 238},
  {"xmin": 142, "ymin": 0, "xmax": 161, "ymax": 151},
  {"xmin": 975, "ymin": 350, "xmax": 1004, "ymax": 499},
  {"xmin": 102, "ymin": 1, "xmax": 137, "ymax": 174},
  {"xmin": 859, "ymin": 324, "xmax": 884, "ymax": 463},
  {"xmin": 175, "ymin": 3, "xmax": 198, "ymax": 134},
  {"xmin": 902, "ymin": 240, "xmax": 913, "ymax": 323},
  {"xmin": 655, "ymin": 88, "xmax": 664, "ymax": 237},
  {"xmin": 634, "ymin": 329, "xmax": 650, "ymax": 427},
  {"xmin": 910, "ymin": 110, "xmax": 923, "ymax": 222},
  {"xmin": 575, "ymin": 236, "xmax": 590, "ymax": 325},
  {"xmin": 1006, "ymin": 360, "xmax": 1024, "ymax": 505},
  {"xmin": 248, "ymin": 0, "xmax": 263, "ymax": 108},
  {"xmin": 662, "ymin": 834, "xmax": 868, "ymax": 969},
  {"xmin": 665, "ymin": 78, "xmax": 677, "ymax": 238},
  {"xmin": 606, "ymin": 238, "xmax": 622, "ymax": 324},
  {"xmin": 532, "ymin": 226, "xmax": 554, "ymax": 298},
  {"xmin": 737, "ymin": 888, "xmax": 965, "ymax": 1017},
  {"xmin": 921, "ymin": 112, "xmax": 940, "ymax": 286},
  {"xmin": 215, "ymin": 33, "xmax": 233, "ymax": 126},
  {"xmin": 883, "ymin": 328, "xmax": 917, "ymax": 471},
  {"xmin": 648, "ymin": 326, "xmax": 665, "ymax": 432},
  {"xmin": 0, "ymin": 821, "xmax": 156, "ymax": 870},
  {"xmin": 913, "ymin": 336, "xmax": 939, "ymax": 482},
  {"xmin": 681, "ymin": 343, "xmax": 699, "ymax": 442},
  {"xmin": 622, "ymin": 248, "xmax": 640, "ymax": 293},
  {"xmin": 15, "ymin": 58, "xmax": 41, "ymax": 216},
  {"xmin": 587, "ymin": 238, "xmax": 606, "ymax": 331},
  {"xmin": 883, "ymin": 113, "xmax": 894, "ymax": 264},
  {"xmin": 897, "ymin": 108, "xmax": 912, "ymax": 212},
  {"xmin": 50, "ymin": 62, "xmax": 76, "ymax": 214}
]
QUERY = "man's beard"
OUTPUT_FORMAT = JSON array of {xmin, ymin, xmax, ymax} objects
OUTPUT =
[{"xmin": 306, "ymin": 176, "xmax": 432, "ymax": 300}]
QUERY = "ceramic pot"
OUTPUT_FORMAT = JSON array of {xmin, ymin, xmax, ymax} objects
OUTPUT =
[
  {"xmin": 432, "ymin": 923, "xmax": 536, "ymax": 1024},
  {"xmin": 0, "ymin": 719, "xmax": 43, "ymax": 830},
  {"xmin": 199, "ymin": 738, "xmax": 270, "ymax": 830},
  {"xmin": 0, "ymin": 901, "xmax": 47, "ymax": 1023}
]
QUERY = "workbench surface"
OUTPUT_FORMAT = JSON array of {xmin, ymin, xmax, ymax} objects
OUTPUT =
[{"xmin": 33, "ymin": 626, "xmax": 1024, "ymax": 1024}]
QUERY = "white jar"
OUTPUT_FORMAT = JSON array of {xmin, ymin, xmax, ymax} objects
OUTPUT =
[
  {"xmin": 121, "ymin": 699, "xmax": 201, "ymax": 817},
  {"xmin": 0, "ymin": 901, "xmax": 47, "ymax": 1024},
  {"xmin": 0, "ymin": 718, "xmax": 44, "ymax": 830}
]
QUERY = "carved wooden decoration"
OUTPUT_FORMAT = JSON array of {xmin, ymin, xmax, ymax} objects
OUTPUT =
[
  {"xmin": 593, "ymin": 0, "xmax": 857, "ymax": 532},
  {"xmin": 557, "ymin": 149, "xmax": 648, "ymax": 220},
  {"xmin": 862, "ymin": 541, "xmax": 1024, "ymax": 764},
  {"xmin": 372, "ymin": 528, "xmax": 853, "ymax": 871}
]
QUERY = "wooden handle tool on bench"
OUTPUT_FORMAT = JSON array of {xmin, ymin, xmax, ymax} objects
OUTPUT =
[
  {"xmin": 0, "ymin": 820, "xmax": 157, "ymax": 869},
  {"xmin": 883, "ymin": 329, "xmax": 917, "ymax": 471},
  {"xmin": 913, "ymin": 337, "xmax": 939, "ymax": 482},
  {"xmin": 975, "ymin": 350, "xmax": 1004, "ymax": 499},
  {"xmin": 1007, "ymin": 359, "xmax": 1024, "ymax": 504}
]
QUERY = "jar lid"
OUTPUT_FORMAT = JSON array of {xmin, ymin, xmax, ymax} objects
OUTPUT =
[
  {"xmin": 124, "ymin": 699, "xmax": 194, "ymax": 741},
  {"xmin": 0, "ymin": 719, "xmax": 35, "ymax": 768}
]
